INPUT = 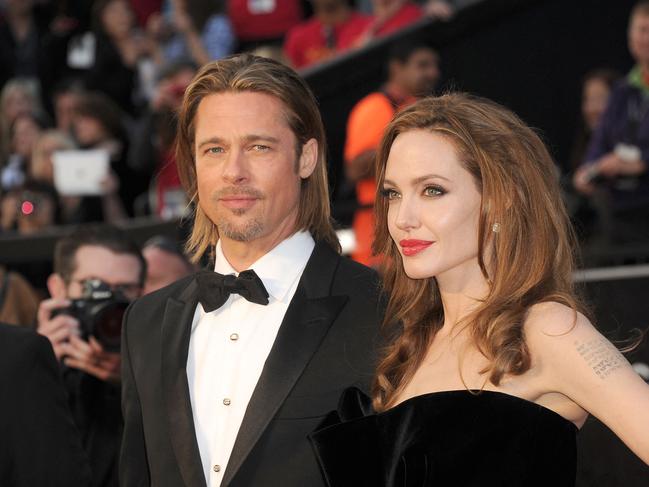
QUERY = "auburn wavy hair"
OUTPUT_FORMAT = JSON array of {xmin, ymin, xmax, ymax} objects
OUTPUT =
[
  {"xmin": 371, "ymin": 93, "xmax": 586, "ymax": 411},
  {"xmin": 176, "ymin": 54, "xmax": 339, "ymax": 262}
]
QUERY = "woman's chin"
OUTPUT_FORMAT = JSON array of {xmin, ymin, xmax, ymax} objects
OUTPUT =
[{"xmin": 402, "ymin": 264, "xmax": 435, "ymax": 280}]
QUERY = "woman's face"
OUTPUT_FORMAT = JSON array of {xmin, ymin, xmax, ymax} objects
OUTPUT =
[
  {"xmin": 3, "ymin": 88, "xmax": 33, "ymax": 125},
  {"xmin": 12, "ymin": 116, "xmax": 42, "ymax": 158},
  {"xmin": 101, "ymin": 0, "xmax": 134, "ymax": 39},
  {"xmin": 383, "ymin": 130, "xmax": 483, "ymax": 286},
  {"xmin": 582, "ymin": 78, "xmax": 611, "ymax": 131}
]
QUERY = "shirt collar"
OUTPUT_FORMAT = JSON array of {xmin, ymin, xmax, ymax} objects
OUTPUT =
[
  {"xmin": 213, "ymin": 231, "xmax": 315, "ymax": 303},
  {"xmin": 628, "ymin": 64, "xmax": 649, "ymax": 97}
]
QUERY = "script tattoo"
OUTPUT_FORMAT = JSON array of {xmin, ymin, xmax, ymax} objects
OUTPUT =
[{"xmin": 574, "ymin": 338, "xmax": 625, "ymax": 379}]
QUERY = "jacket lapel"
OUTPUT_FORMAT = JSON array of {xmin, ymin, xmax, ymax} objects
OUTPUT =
[
  {"xmin": 160, "ymin": 278, "xmax": 207, "ymax": 487},
  {"xmin": 221, "ymin": 242, "xmax": 346, "ymax": 486}
]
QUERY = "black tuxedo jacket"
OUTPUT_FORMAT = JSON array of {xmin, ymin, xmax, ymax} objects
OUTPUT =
[
  {"xmin": 120, "ymin": 242, "xmax": 382, "ymax": 487},
  {"xmin": 0, "ymin": 324, "xmax": 91, "ymax": 486}
]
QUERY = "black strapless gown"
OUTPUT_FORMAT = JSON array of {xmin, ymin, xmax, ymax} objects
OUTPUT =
[{"xmin": 309, "ymin": 387, "xmax": 577, "ymax": 487}]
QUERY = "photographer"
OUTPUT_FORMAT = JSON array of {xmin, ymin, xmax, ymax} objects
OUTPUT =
[{"xmin": 37, "ymin": 224, "xmax": 145, "ymax": 487}]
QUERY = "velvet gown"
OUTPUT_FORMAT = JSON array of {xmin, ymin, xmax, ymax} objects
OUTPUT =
[{"xmin": 309, "ymin": 387, "xmax": 577, "ymax": 487}]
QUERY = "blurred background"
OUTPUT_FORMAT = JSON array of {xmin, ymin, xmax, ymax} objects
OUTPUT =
[{"xmin": 0, "ymin": 0, "xmax": 648, "ymax": 485}]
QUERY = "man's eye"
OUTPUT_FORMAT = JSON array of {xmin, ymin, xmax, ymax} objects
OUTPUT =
[
  {"xmin": 206, "ymin": 147, "xmax": 224, "ymax": 154},
  {"xmin": 252, "ymin": 144, "xmax": 270, "ymax": 152},
  {"xmin": 424, "ymin": 186, "xmax": 445, "ymax": 197}
]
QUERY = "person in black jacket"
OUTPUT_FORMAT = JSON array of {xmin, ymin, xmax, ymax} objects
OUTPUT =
[
  {"xmin": 37, "ymin": 225, "xmax": 146, "ymax": 487},
  {"xmin": 120, "ymin": 54, "xmax": 382, "ymax": 487},
  {"xmin": 0, "ymin": 323, "xmax": 91, "ymax": 486}
]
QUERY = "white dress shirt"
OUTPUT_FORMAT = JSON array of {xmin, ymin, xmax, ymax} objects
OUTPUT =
[{"xmin": 186, "ymin": 231, "xmax": 315, "ymax": 487}]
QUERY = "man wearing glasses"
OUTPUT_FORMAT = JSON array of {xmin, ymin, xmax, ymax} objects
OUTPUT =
[{"xmin": 37, "ymin": 224, "xmax": 146, "ymax": 487}]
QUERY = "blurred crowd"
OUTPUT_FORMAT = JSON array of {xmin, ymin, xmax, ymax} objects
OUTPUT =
[
  {"xmin": 1, "ymin": 225, "xmax": 195, "ymax": 486},
  {"xmin": 0, "ymin": 2, "xmax": 474, "ymax": 485},
  {"xmin": 1, "ymin": 0, "xmax": 649, "ymax": 485},
  {"xmin": 0, "ymin": 0, "xmax": 477, "ymax": 239},
  {"xmin": 1, "ymin": 0, "xmax": 646, "ymax": 253}
]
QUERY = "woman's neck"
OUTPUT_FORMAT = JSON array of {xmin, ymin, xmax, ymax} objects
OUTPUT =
[{"xmin": 436, "ymin": 266, "xmax": 490, "ymax": 332}]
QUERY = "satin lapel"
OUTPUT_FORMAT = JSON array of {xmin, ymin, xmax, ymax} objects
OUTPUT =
[
  {"xmin": 222, "ymin": 243, "xmax": 346, "ymax": 487},
  {"xmin": 160, "ymin": 278, "xmax": 207, "ymax": 487}
]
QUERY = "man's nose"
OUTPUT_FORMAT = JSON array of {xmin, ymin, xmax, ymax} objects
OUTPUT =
[{"xmin": 222, "ymin": 149, "xmax": 249, "ymax": 184}]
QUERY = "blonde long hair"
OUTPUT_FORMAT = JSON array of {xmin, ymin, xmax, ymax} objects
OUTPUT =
[
  {"xmin": 175, "ymin": 54, "xmax": 339, "ymax": 262},
  {"xmin": 372, "ymin": 93, "xmax": 586, "ymax": 411}
]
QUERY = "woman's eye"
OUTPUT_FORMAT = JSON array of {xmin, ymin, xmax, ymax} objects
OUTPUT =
[
  {"xmin": 206, "ymin": 147, "xmax": 224, "ymax": 154},
  {"xmin": 424, "ymin": 186, "xmax": 444, "ymax": 197},
  {"xmin": 380, "ymin": 188, "xmax": 400, "ymax": 200}
]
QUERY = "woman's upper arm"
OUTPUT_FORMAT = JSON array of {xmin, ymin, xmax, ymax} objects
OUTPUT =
[{"xmin": 527, "ymin": 303, "xmax": 649, "ymax": 465}]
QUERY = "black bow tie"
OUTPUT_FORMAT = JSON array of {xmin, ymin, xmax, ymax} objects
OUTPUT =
[{"xmin": 195, "ymin": 269, "xmax": 270, "ymax": 313}]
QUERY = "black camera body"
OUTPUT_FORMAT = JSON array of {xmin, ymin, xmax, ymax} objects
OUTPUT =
[{"xmin": 52, "ymin": 279, "xmax": 129, "ymax": 352}]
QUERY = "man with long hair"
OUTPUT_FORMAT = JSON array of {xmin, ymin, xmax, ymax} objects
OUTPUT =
[{"xmin": 120, "ymin": 54, "xmax": 381, "ymax": 487}]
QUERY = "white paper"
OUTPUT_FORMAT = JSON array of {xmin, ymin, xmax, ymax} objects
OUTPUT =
[{"xmin": 52, "ymin": 149, "xmax": 109, "ymax": 196}]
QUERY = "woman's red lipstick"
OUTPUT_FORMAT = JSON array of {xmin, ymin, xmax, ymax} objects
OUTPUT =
[{"xmin": 399, "ymin": 239, "xmax": 434, "ymax": 256}]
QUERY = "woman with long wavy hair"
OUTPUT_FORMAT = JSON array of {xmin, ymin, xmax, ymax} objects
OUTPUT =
[{"xmin": 309, "ymin": 93, "xmax": 649, "ymax": 486}]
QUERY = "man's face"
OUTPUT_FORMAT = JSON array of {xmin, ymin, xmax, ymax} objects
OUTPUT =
[
  {"xmin": 55, "ymin": 92, "xmax": 80, "ymax": 132},
  {"xmin": 395, "ymin": 49, "xmax": 440, "ymax": 97},
  {"xmin": 194, "ymin": 91, "xmax": 317, "ymax": 253},
  {"xmin": 629, "ymin": 12, "xmax": 649, "ymax": 66},
  {"xmin": 6, "ymin": 0, "xmax": 33, "ymax": 15},
  {"xmin": 311, "ymin": 0, "xmax": 346, "ymax": 15},
  {"xmin": 72, "ymin": 115, "xmax": 106, "ymax": 146},
  {"xmin": 66, "ymin": 245, "xmax": 142, "ymax": 301},
  {"xmin": 142, "ymin": 246, "xmax": 191, "ymax": 295}
]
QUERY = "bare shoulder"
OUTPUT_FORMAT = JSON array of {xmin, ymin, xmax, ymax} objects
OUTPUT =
[
  {"xmin": 524, "ymin": 301, "xmax": 628, "ymax": 384},
  {"xmin": 523, "ymin": 304, "xmax": 649, "ymax": 464},
  {"xmin": 524, "ymin": 301, "xmax": 598, "ymax": 346}
]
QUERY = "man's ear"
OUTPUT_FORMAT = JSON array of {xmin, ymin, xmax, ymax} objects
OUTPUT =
[
  {"xmin": 298, "ymin": 138, "xmax": 318, "ymax": 179},
  {"xmin": 47, "ymin": 273, "xmax": 67, "ymax": 299}
]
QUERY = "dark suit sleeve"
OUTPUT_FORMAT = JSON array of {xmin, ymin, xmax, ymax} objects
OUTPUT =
[
  {"xmin": 2, "ymin": 330, "xmax": 91, "ymax": 487},
  {"xmin": 120, "ymin": 302, "xmax": 151, "ymax": 486}
]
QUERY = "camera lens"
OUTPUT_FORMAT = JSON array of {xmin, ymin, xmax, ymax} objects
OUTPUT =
[{"xmin": 93, "ymin": 302, "xmax": 128, "ymax": 351}]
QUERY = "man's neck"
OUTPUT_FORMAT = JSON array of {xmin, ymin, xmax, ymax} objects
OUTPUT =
[
  {"xmin": 385, "ymin": 81, "xmax": 406, "ymax": 98},
  {"xmin": 641, "ymin": 63, "xmax": 649, "ymax": 85},
  {"xmin": 384, "ymin": 81, "xmax": 417, "ymax": 106},
  {"xmin": 219, "ymin": 231, "xmax": 296, "ymax": 272}
]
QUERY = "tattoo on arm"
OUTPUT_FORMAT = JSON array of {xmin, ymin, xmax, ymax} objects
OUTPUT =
[{"xmin": 574, "ymin": 337, "xmax": 626, "ymax": 379}]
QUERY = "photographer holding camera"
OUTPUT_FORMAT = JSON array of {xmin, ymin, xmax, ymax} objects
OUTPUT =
[{"xmin": 37, "ymin": 224, "xmax": 145, "ymax": 487}]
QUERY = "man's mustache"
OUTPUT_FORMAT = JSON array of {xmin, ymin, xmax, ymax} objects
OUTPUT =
[{"xmin": 212, "ymin": 187, "xmax": 265, "ymax": 200}]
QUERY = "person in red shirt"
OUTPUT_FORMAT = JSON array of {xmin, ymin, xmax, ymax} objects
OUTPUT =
[
  {"xmin": 229, "ymin": 0, "xmax": 303, "ymax": 49},
  {"xmin": 284, "ymin": 0, "xmax": 371, "ymax": 69},
  {"xmin": 355, "ymin": 0, "xmax": 423, "ymax": 48},
  {"xmin": 345, "ymin": 41, "xmax": 439, "ymax": 266},
  {"xmin": 128, "ymin": 0, "xmax": 162, "ymax": 26}
]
